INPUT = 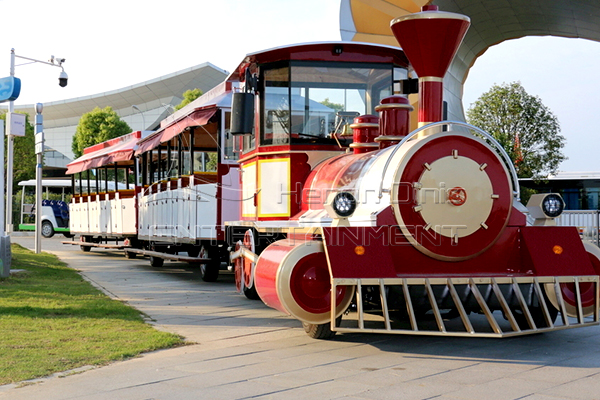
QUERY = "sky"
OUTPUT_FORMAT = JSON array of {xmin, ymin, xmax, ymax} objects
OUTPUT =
[{"xmin": 2, "ymin": 0, "xmax": 598, "ymax": 172}]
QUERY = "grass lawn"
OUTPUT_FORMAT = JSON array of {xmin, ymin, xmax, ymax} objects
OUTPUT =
[{"xmin": 0, "ymin": 244, "xmax": 185, "ymax": 385}]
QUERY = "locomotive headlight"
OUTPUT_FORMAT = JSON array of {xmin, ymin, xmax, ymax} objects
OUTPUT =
[
  {"xmin": 526, "ymin": 193, "xmax": 565, "ymax": 226},
  {"xmin": 324, "ymin": 191, "xmax": 357, "ymax": 222},
  {"xmin": 332, "ymin": 192, "xmax": 357, "ymax": 217},
  {"xmin": 541, "ymin": 194, "xmax": 564, "ymax": 218}
]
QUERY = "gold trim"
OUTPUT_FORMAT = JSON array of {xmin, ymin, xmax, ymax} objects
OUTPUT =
[
  {"xmin": 374, "ymin": 135, "xmax": 403, "ymax": 142},
  {"xmin": 257, "ymin": 158, "xmax": 291, "ymax": 218},
  {"xmin": 349, "ymin": 122, "xmax": 379, "ymax": 129},
  {"xmin": 391, "ymin": 10, "xmax": 470, "ymax": 26},
  {"xmin": 419, "ymin": 76, "xmax": 444, "ymax": 83},
  {"xmin": 241, "ymin": 161, "xmax": 257, "ymax": 218},
  {"xmin": 375, "ymin": 103, "xmax": 414, "ymax": 112},
  {"xmin": 349, "ymin": 142, "xmax": 379, "ymax": 148},
  {"xmin": 237, "ymin": 149, "xmax": 343, "ymax": 164}
]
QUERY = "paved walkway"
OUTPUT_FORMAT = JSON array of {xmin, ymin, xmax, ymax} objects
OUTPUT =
[{"xmin": 2, "ymin": 236, "xmax": 600, "ymax": 399}]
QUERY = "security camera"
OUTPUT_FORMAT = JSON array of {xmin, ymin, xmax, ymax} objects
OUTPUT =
[{"xmin": 58, "ymin": 70, "xmax": 68, "ymax": 87}]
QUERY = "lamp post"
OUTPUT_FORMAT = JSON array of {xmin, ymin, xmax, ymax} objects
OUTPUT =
[
  {"xmin": 0, "ymin": 121, "xmax": 7, "ymax": 278},
  {"xmin": 34, "ymin": 103, "xmax": 43, "ymax": 254},
  {"xmin": 132, "ymin": 105, "xmax": 145, "ymax": 131},
  {"xmin": 5, "ymin": 49, "xmax": 68, "ymax": 233}
]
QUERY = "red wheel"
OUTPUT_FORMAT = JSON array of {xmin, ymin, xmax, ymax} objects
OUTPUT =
[
  {"xmin": 242, "ymin": 230, "xmax": 255, "ymax": 289},
  {"xmin": 234, "ymin": 241, "xmax": 243, "ymax": 292},
  {"xmin": 233, "ymin": 230, "xmax": 259, "ymax": 299}
]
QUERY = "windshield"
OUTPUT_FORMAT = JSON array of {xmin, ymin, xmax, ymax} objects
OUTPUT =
[{"xmin": 261, "ymin": 62, "xmax": 395, "ymax": 146}]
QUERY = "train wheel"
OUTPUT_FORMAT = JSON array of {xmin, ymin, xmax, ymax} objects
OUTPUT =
[
  {"xmin": 302, "ymin": 316, "xmax": 341, "ymax": 340},
  {"xmin": 150, "ymin": 256, "xmax": 164, "ymax": 268},
  {"xmin": 149, "ymin": 242, "xmax": 164, "ymax": 268},
  {"xmin": 80, "ymin": 236, "xmax": 91, "ymax": 252},
  {"xmin": 124, "ymin": 251, "xmax": 136, "ymax": 259},
  {"xmin": 234, "ymin": 230, "xmax": 260, "ymax": 300},
  {"xmin": 243, "ymin": 285, "xmax": 259, "ymax": 300},
  {"xmin": 233, "ymin": 244, "xmax": 260, "ymax": 299},
  {"xmin": 242, "ymin": 231, "xmax": 256, "ymax": 290},
  {"xmin": 199, "ymin": 244, "xmax": 219, "ymax": 282}
]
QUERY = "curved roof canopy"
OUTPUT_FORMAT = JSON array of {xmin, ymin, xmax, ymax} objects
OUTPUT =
[
  {"xmin": 340, "ymin": 0, "xmax": 600, "ymax": 119},
  {"xmin": 66, "ymin": 131, "xmax": 144, "ymax": 174}
]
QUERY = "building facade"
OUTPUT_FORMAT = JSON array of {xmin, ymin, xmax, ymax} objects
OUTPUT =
[{"xmin": 11, "ymin": 62, "xmax": 228, "ymax": 172}]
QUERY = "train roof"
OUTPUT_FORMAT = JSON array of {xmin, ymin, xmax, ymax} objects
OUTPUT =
[
  {"xmin": 520, "ymin": 171, "xmax": 600, "ymax": 182},
  {"xmin": 18, "ymin": 179, "xmax": 73, "ymax": 188},
  {"xmin": 134, "ymin": 81, "xmax": 233, "ymax": 156},
  {"xmin": 229, "ymin": 41, "xmax": 409, "ymax": 82},
  {"xmin": 66, "ymin": 131, "xmax": 150, "ymax": 174},
  {"xmin": 519, "ymin": 171, "xmax": 600, "ymax": 190}
]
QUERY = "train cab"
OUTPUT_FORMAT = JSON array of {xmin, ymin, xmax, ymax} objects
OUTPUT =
[
  {"xmin": 226, "ymin": 42, "xmax": 412, "ymax": 297},
  {"xmin": 229, "ymin": 42, "xmax": 410, "ymax": 225}
]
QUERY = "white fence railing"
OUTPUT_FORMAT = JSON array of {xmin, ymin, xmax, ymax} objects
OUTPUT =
[{"xmin": 556, "ymin": 210, "xmax": 600, "ymax": 247}]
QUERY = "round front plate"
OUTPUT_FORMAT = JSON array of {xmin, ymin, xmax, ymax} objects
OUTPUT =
[
  {"xmin": 418, "ymin": 155, "xmax": 494, "ymax": 238},
  {"xmin": 392, "ymin": 133, "xmax": 513, "ymax": 261}
]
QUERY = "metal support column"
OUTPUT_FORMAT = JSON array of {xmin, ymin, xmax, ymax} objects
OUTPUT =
[{"xmin": 34, "ymin": 103, "xmax": 44, "ymax": 254}]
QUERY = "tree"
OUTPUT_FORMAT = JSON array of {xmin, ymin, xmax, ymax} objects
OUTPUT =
[
  {"xmin": 72, "ymin": 106, "xmax": 131, "ymax": 158},
  {"xmin": 320, "ymin": 98, "xmax": 345, "ymax": 113},
  {"xmin": 1, "ymin": 111, "xmax": 35, "ymax": 188},
  {"xmin": 174, "ymin": 88, "xmax": 203, "ymax": 111},
  {"xmin": 466, "ymin": 82, "xmax": 566, "ymax": 179}
]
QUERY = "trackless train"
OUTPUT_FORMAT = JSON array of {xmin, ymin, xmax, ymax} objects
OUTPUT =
[{"xmin": 66, "ymin": 6, "xmax": 600, "ymax": 338}]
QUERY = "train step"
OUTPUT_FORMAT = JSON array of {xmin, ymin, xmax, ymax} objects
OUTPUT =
[
  {"xmin": 62, "ymin": 240, "xmax": 131, "ymax": 249},
  {"xmin": 124, "ymin": 248, "xmax": 210, "ymax": 263}
]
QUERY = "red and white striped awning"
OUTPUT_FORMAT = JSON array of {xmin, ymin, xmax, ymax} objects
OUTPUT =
[
  {"xmin": 66, "ymin": 131, "xmax": 142, "ymax": 174},
  {"xmin": 134, "ymin": 108, "xmax": 217, "ymax": 156}
]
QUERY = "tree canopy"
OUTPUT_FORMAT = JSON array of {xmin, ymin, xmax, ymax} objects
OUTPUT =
[
  {"xmin": 174, "ymin": 88, "xmax": 203, "ymax": 111},
  {"xmin": 320, "ymin": 98, "xmax": 345, "ymax": 113},
  {"xmin": 1, "ymin": 112, "xmax": 35, "ymax": 188},
  {"xmin": 72, "ymin": 106, "xmax": 131, "ymax": 158},
  {"xmin": 466, "ymin": 82, "xmax": 566, "ymax": 179}
]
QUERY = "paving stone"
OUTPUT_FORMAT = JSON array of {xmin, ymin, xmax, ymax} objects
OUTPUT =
[{"xmin": 4, "ymin": 237, "xmax": 600, "ymax": 400}]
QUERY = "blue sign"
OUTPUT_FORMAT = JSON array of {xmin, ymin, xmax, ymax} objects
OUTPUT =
[{"xmin": 0, "ymin": 76, "xmax": 21, "ymax": 103}]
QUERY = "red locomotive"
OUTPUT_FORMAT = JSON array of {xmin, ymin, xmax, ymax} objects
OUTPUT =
[{"xmin": 67, "ymin": 6, "xmax": 600, "ymax": 338}]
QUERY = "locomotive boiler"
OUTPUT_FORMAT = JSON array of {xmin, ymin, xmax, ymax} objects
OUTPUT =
[{"xmin": 229, "ymin": 6, "xmax": 600, "ymax": 338}]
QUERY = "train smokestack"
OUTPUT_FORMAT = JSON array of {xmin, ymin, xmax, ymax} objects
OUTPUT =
[{"xmin": 390, "ymin": 5, "xmax": 470, "ymax": 127}]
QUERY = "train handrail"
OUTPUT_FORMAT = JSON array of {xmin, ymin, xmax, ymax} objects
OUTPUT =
[{"xmin": 377, "ymin": 121, "xmax": 521, "ymax": 201}]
